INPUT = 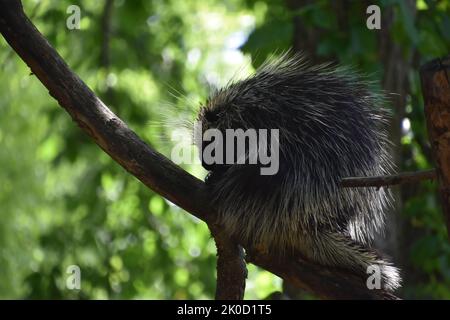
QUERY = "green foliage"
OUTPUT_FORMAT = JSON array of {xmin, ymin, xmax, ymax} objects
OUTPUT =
[
  {"xmin": 0, "ymin": 0, "xmax": 449, "ymax": 299},
  {"xmin": 0, "ymin": 0, "xmax": 279, "ymax": 299}
]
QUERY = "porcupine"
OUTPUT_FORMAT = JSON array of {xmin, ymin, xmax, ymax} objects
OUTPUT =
[{"xmin": 196, "ymin": 53, "xmax": 401, "ymax": 291}]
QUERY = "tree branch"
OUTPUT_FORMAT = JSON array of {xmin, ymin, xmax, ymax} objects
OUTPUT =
[
  {"xmin": 341, "ymin": 169, "xmax": 437, "ymax": 188},
  {"xmin": 420, "ymin": 55, "xmax": 450, "ymax": 238},
  {"xmin": 247, "ymin": 250, "xmax": 400, "ymax": 300},
  {"xmin": 211, "ymin": 226, "xmax": 247, "ymax": 300},
  {"xmin": 0, "ymin": 0, "xmax": 398, "ymax": 299}
]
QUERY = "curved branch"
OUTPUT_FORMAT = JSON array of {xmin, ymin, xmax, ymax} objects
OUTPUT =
[
  {"xmin": 247, "ymin": 250, "xmax": 400, "ymax": 300},
  {"xmin": 0, "ymin": 0, "xmax": 398, "ymax": 300}
]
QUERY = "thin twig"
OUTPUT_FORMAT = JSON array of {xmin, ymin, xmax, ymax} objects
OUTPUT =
[
  {"xmin": 341, "ymin": 169, "xmax": 437, "ymax": 188},
  {"xmin": 420, "ymin": 55, "xmax": 450, "ymax": 238}
]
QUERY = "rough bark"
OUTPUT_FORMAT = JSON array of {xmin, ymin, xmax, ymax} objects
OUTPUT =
[{"xmin": 420, "ymin": 55, "xmax": 450, "ymax": 236}]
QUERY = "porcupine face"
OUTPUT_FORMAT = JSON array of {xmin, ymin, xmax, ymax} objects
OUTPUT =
[
  {"xmin": 197, "ymin": 91, "xmax": 277, "ymax": 174},
  {"xmin": 197, "ymin": 54, "xmax": 393, "ymax": 251}
]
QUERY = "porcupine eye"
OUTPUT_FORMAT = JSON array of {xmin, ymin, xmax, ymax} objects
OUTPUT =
[
  {"xmin": 201, "ymin": 110, "xmax": 227, "ymax": 173},
  {"xmin": 204, "ymin": 110, "xmax": 219, "ymax": 123}
]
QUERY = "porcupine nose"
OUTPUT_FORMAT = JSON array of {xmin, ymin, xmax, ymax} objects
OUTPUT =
[
  {"xmin": 201, "ymin": 137, "xmax": 226, "ymax": 171},
  {"xmin": 204, "ymin": 110, "xmax": 219, "ymax": 123},
  {"xmin": 201, "ymin": 110, "xmax": 227, "ymax": 171}
]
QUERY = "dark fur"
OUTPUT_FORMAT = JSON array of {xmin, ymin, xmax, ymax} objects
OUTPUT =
[{"xmin": 197, "ymin": 54, "xmax": 400, "ymax": 290}]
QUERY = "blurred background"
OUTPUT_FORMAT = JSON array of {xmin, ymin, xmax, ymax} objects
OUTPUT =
[{"xmin": 0, "ymin": 0, "xmax": 449, "ymax": 299}]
